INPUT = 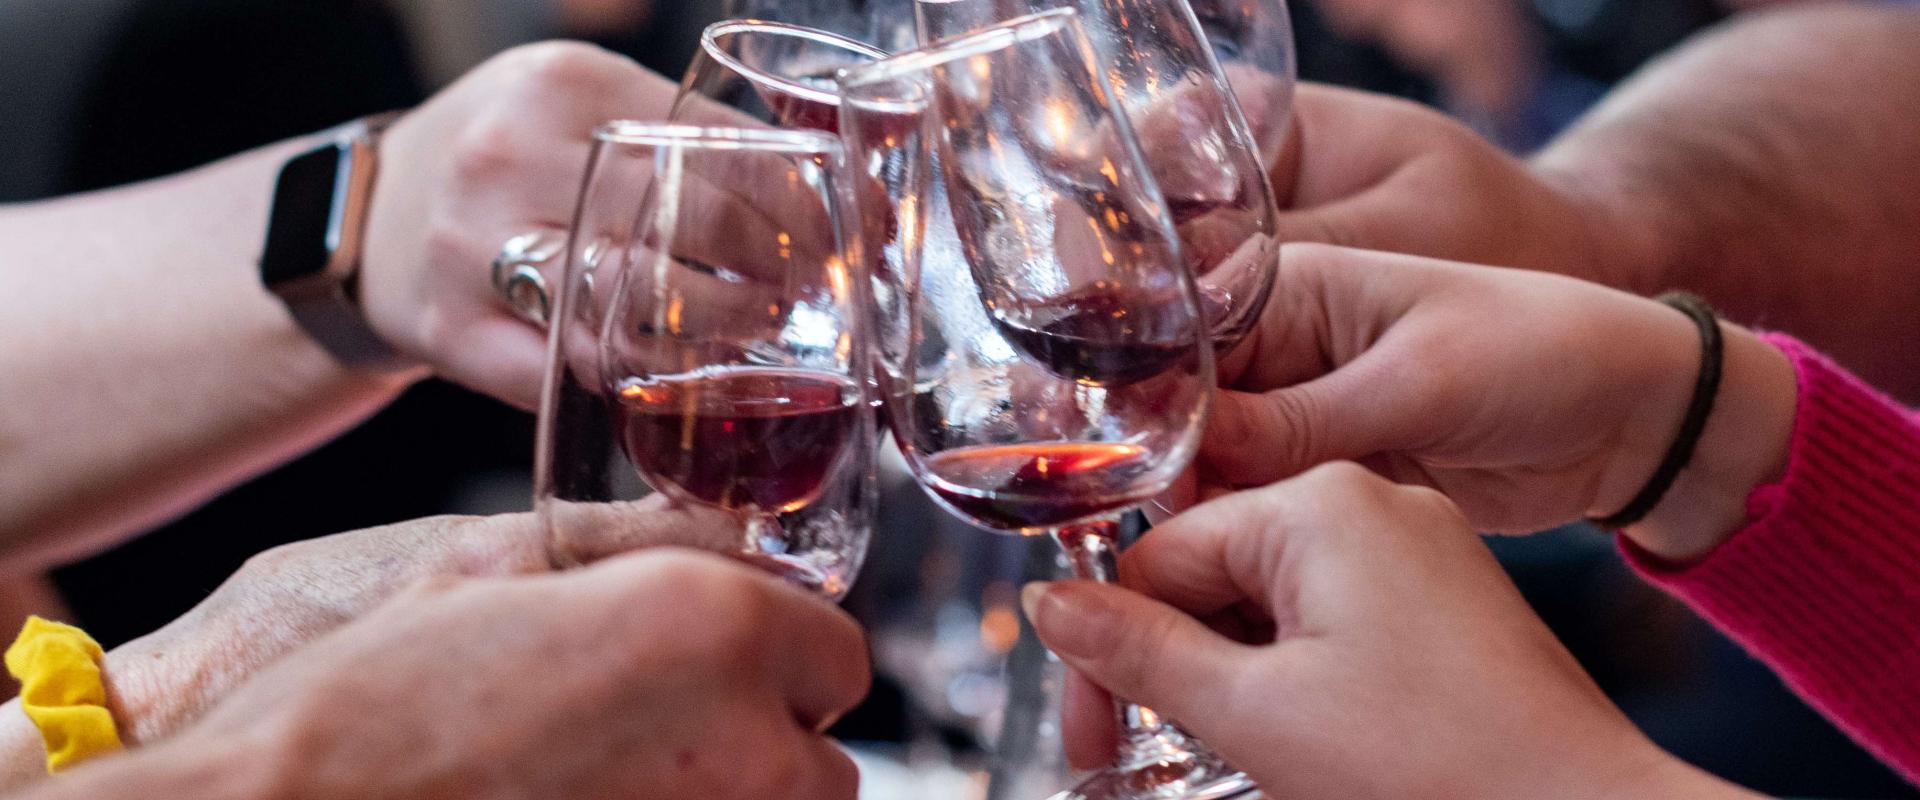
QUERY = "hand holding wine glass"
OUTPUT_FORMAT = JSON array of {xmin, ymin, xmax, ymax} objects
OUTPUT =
[
  {"xmin": 536, "ymin": 123, "xmax": 877, "ymax": 598},
  {"xmin": 841, "ymin": 11, "xmax": 1258, "ymax": 799},
  {"xmin": 1026, "ymin": 464, "xmax": 1759, "ymax": 800}
]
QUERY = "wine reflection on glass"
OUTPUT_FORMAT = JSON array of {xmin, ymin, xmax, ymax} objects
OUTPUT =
[
  {"xmin": 841, "ymin": 10, "xmax": 1258, "ymax": 800},
  {"xmin": 533, "ymin": 122, "xmax": 877, "ymax": 599}
]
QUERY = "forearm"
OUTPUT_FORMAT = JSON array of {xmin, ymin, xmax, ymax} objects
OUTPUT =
[
  {"xmin": 0, "ymin": 137, "xmax": 420, "ymax": 568},
  {"xmin": 1533, "ymin": 4, "xmax": 1920, "ymax": 400}
]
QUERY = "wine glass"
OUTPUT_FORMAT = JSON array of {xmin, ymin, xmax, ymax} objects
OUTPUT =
[
  {"xmin": 533, "ymin": 122, "xmax": 877, "ymax": 599},
  {"xmin": 718, "ymin": 0, "xmax": 925, "ymax": 53},
  {"xmin": 840, "ymin": 10, "xmax": 1256, "ymax": 800},
  {"xmin": 669, "ymin": 19, "xmax": 890, "ymax": 133},
  {"xmin": 913, "ymin": 0, "xmax": 1288, "ymax": 353}
]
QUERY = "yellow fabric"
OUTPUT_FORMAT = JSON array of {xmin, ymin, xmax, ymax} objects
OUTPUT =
[{"xmin": 4, "ymin": 616, "xmax": 122, "ymax": 773}]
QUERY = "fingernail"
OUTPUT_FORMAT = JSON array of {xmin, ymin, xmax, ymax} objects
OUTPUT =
[{"xmin": 1021, "ymin": 581, "xmax": 1123, "ymax": 661}]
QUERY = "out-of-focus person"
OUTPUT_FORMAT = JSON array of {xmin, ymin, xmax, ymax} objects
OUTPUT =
[
  {"xmin": 1304, "ymin": 0, "xmax": 1840, "ymax": 149},
  {"xmin": 389, "ymin": 0, "xmax": 659, "ymax": 86}
]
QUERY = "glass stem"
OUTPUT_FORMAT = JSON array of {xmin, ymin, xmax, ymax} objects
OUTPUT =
[{"xmin": 1051, "ymin": 516, "xmax": 1194, "ymax": 762}]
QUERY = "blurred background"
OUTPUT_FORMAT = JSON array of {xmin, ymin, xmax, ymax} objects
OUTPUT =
[{"xmin": 0, "ymin": 0, "xmax": 1910, "ymax": 796}]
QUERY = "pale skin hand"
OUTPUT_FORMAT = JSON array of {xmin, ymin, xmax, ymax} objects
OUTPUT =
[
  {"xmin": 1027, "ymin": 465, "xmax": 1763, "ymax": 800},
  {"xmin": 0, "ymin": 42, "xmax": 678, "ymax": 568},
  {"xmin": 1267, "ymin": 5, "xmax": 1920, "ymax": 400},
  {"xmin": 0, "ymin": 501, "xmax": 737, "ymax": 791},
  {"xmin": 11, "ymin": 549, "xmax": 870, "ymax": 800},
  {"xmin": 1203, "ymin": 243, "xmax": 1798, "ymax": 561}
]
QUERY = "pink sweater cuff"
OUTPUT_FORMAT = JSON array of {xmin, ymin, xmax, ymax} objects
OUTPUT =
[{"xmin": 1621, "ymin": 334, "xmax": 1920, "ymax": 784}]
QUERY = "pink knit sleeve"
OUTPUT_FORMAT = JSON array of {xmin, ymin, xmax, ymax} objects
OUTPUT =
[{"xmin": 1621, "ymin": 334, "xmax": 1920, "ymax": 784}]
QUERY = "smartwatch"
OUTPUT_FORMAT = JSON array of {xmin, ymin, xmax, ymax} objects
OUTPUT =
[{"xmin": 260, "ymin": 113, "xmax": 411, "ymax": 370}]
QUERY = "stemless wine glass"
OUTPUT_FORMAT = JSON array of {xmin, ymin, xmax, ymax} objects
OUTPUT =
[
  {"xmin": 840, "ymin": 10, "xmax": 1257, "ymax": 800},
  {"xmin": 533, "ymin": 123, "xmax": 876, "ymax": 599},
  {"xmin": 913, "ymin": 0, "xmax": 1287, "ymax": 352},
  {"xmin": 670, "ymin": 19, "xmax": 890, "ymax": 133}
]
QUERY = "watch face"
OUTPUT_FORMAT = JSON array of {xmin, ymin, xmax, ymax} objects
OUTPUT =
[{"xmin": 262, "ymin": 142, "xmax": 352, "ymax": 286}]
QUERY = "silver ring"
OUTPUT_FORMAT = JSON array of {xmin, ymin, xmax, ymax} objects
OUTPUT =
[{"xmin": 491, "ymin": 231, "xmax": 564, "ymax": 327}]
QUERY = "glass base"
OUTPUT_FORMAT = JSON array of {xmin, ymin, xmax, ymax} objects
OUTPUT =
[{"xmin": 1046, "ymin": 728, "xmax": 1261, "ymax": 800}]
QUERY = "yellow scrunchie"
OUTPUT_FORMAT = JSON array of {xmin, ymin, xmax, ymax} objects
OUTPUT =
[{"xmin": 5, "ymin": 617, "xmax": 122, "ymax": 773}]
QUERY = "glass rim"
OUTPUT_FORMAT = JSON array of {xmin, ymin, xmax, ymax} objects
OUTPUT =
[
  {"xmin": 591, "ymin": 121, "xmax": 843, "ymax": 155},
  {"xmin": 837, "ymin": 7, "xmax": 1078, "ymax": 90},
  {"xmin": 700, "ymin": 19, "xmax": 889, "ymax": 108}
]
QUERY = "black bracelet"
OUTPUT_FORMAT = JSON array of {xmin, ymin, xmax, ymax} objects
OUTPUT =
[{"xmin": 1589, "ymin": 292, "xmax": 1726, "ymax": 530}]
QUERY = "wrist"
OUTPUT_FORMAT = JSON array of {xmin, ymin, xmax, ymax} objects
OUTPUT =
[
  {"xmin": 1626, "ymin": 326, "xmax": 1796, "ymax": 561},
  {"xmin": 98, "ymin": 631, "xmax": 202, "ymax": 747}
]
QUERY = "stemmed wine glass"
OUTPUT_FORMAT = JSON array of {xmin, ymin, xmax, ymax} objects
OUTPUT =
[
  {"xmin": 913, "ymin": 0, "xmax": 1286, "ymax": 352},
  {"xmin": 840, "ymin": 11, "xmax": 1255, "ymax": 800},
  {"xmin": 718, "ymin": 0, "xmax": 925, "ymax": 54},
  {"xmin": 669, "ymin": 19, "xmax": 889, "ymax": 133},
  {"xmin": 533, "ymin": 122, "xmax": 876, "ymax": 599}
]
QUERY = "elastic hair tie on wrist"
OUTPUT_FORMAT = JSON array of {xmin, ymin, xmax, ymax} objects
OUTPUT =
[
  {"xmin": 5, "ymin": 616, "xmax": 123, "ymax": 773},
  {"xmin": 1590, "ymin": 291, "xmax": 1725, "ymax": 530}
]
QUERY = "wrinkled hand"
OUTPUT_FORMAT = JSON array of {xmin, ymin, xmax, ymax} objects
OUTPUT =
[
  {"xmin": 1028, "ymin": 465, "xmax": 1755, "ymax": 799},
  {"xmin": 103, "ymin": 500, "xmax": 730, "ymax": 746},
  {"xmin": 74, "ymin": 550, "xmax": 870, "ymax": 800},
  {"xmin": 360, "ymin": 42, "xmax": 680, "ymax": 408}
]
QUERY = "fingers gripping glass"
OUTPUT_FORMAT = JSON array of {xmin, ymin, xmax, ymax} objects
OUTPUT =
[
  {"xmin": 840, "ymin": 11, "xmax": 1257, "ymax": 800},
  {"xmin": 534, "ymin": 124, "xmax": 877, "ymax": 599}
]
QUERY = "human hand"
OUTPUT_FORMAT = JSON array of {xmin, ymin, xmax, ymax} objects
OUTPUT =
[
  {"xmin": 49, "ymin": 549, "xmax": 869, "ymax": 800},
  {"xmin": 1265, "ymin": 84, "xmax": 1646, "ymax": 291},
  {"xmin": 1027, "ymin": 464, "xmax": 1759, "ymax": 799},
  {"xmin": 97, "ymin": 501, "xmax": 734, "ymax": 748},
  {"xmin": 1201, "ymin": 244, "xmax": 1797, "ymax": 558},
  {"xmin": 359, "ymin": 42, "xmax": 680, "ymax": 408}
]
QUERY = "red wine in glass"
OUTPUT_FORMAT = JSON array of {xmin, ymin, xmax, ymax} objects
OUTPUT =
[
  {"xmin": 757, "ymin": 70, "xmax": 843, "ymax": 133},
  {"xmin": 614, "ymin": 366, "xmax": 860, "ymax": 514},
  {"xmin": 923, "ymin": 442, "xmax": 1158, "ymax": 530},
  {"xmin": 990, "ymin": 283, "xmax": 1197, "ymax": 387}
]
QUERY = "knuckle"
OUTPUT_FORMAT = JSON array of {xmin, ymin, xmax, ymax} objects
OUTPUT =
[
  {"xmin": 813, "ymin": 746, "xmax": 861, "ymax": 800},
  {"xmin": 449, "ymin": 117, "xmax": 522, "ymax": 185},
  {"xmin": 1276, "ymin": 241, "xmax": 1349, "ymax": 274},
  {"xmin": 509, "ymin": 41, "xmax": 626, "ymax": 93},
  {"xmin": 1260, "ymin": 389, "xmax": 1324, "ymax": 471},
  {"xmin": 237, "ymin": 542, "xmax": 303, "ymax": 579},
  {"xmin": 1294, "ymin": 460, "xmax": 1384, "ymax": 497},
  {"xmin": 817, "ymin": 615, "xmax": 873, "ymax": 709},
  {"xmin": 1393, "ymin": 483, "xmax": 1468, "ymax": 525},
  {"xmin": 622, "ymin": 551, "xmax": 773, "ymax": 659},
  {"xmin": 1114, "ymin": 607, "xmax": 1183, "ymax": 695}
]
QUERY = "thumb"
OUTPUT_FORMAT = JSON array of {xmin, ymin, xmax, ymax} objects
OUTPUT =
[
  {"xmin": 1201, "ymin": 347, "xmax": 1420, "ymax": 486},
  {"xmin": 1023, "ymin": 581, "xmax": 1253, "ymax": 728}
]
